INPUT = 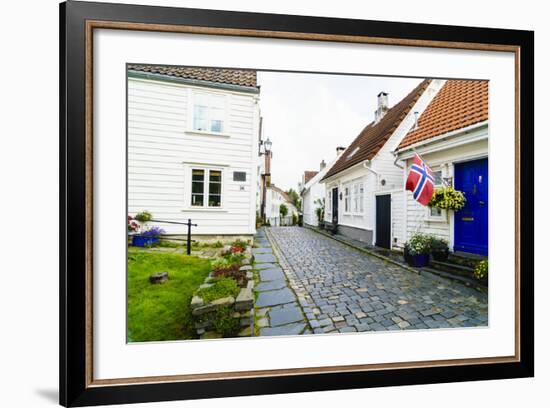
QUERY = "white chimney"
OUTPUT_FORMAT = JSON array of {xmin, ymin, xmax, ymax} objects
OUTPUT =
[
  {"xmin": 320, "ymin": 160, "xmax": 326, "ymax": 171},
  {"xmin": 374, "ymin": 91, "xmax": 389, "ymax": 123},
  {"xmin": 336, "ymin": 146, "xmax": 346, "ymax": 156}
]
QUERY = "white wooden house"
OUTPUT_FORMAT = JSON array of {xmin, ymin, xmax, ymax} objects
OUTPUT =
[
  {"xmin": 265, "ymin": 185, "xmax": 299, "ymax": 226},
  {"xmin": 300, "ymin": 151, "xmax": 342, "ymax": 227},
  {"xmin": 320, "ymin": 79, "xmax": 444, "ymax": 248},
  {"xmin": 395, "ymin": 80, "xmax": 489, "ymax": 255},
  {"xmin": 127, "ymin": 65, "xmax": 261, "ymax": 240}
]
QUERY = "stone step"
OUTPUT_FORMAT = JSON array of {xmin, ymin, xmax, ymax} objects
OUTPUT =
[{"xmin": 430, "ymin": 260, "xmax": 474, "ymax": 278}]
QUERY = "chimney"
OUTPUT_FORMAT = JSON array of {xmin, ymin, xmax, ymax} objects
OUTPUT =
[
  {"xmin": 320, "ymin": 160, "xmax": 326, "ymax": 171},
  {"xmin": 374, "ymin": 91, "xmax": 389, "ymax": 123},
  {"xmin": 336, "ymin": 146, "xmax": 346, "ymax": 156}
]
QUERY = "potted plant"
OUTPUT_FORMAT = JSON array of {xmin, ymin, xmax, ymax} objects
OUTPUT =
[
  {"xmin": 127, "ymin": 215, "xmax": 139, "ymax": 233},
  {"xmin": 403, "ymin": 233, "xmax": 431, "ymax": 267},
  {"xmin": 428, "ymin": 187, "xmax": 466, "ymax": 211},
  {"xmin": 473, "ymin": 260, "xmax": 488, "ymax": 285},
  {"xmin": 430, "ymin": 236, "xmax": 450, "ymax": 261},
  {"xmin": 132, "ymin": 226, "xmax": 165, "ymax": 247},
  {"xmin": 134, "ymin": 210, "xmax": 152, "ymax": 223}
]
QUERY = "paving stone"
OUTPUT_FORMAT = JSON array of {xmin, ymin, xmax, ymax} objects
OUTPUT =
[
  {"xmin": 256, "ymin": 279, "xmax": 287, "ymax": 292},
  {"xmin": 252, "ymin": 247, "xmax": 273, "ymax": 254},
  {"xmin": 254, "ymin": 253, "xmax": 277, "ymax": 263},
  {"xmin": 259, "ymin": 268, "xmax": 285, "ymax": 282},
  {"xmin": 269, "ymin": 305, "xmax": 304, "ymax": 327},
  {"xmin": 256, "ymin": 287, "xmax": 296, "ymax": 307},
  {"xmin": 262, "ymin": 227, "xmax": 488, "ymax": 334},
  {"xmin": 260, "ymin": 323, "xmax": 306, "ymax": 336},
  {"xmin": 254, "ymin": 263, "xmax": 278, "ymax": 270}
]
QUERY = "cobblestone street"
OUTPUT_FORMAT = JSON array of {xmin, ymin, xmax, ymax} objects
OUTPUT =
[{"xmin": 266, "ymin": 226, "xmax": 488, "ymax": 334}]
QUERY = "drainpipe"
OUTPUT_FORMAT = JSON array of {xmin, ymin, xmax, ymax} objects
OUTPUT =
[{"xmin": 362, "ymin": 160, "xmax": 381, "ymax": 182}]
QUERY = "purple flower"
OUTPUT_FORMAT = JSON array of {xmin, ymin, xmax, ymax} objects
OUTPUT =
[{"xmin": 141, "ymin": 226, "xmax": 165, "ymax": 238}]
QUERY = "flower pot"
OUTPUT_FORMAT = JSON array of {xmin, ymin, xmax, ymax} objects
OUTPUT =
[
  {"xmin": 432, "ymin": 249, "xmax": 449, "ymax": 262},
  {"xmin": 406, "ymin": 253, "xmax": 430, "ymax": 267},
  {"xmin": 132, "ymin": 235, "xmax": 160, "ymax": 247}
]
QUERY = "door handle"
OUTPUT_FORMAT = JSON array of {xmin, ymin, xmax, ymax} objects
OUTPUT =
[{"xmin": 479, "ymin": 200, "xmax": 485, "ymax": 207}]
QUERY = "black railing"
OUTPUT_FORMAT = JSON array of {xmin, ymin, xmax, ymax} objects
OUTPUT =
[{"xmin": 149, "ymin": 218, "xmax": 198, "ymax": 255}]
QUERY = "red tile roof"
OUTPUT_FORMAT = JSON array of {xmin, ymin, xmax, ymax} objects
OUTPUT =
[
  {"xmin": 397, "ymin": 80, "xmax": 488, "ymax": 150},
  {"xmin": 322, "ymin": 80, "xmax": 430, "ymax": 181},
  {"xmin": 303, "ymin": 171, "xmax": 319, "ymax": 184},
  {"xmin": 128, "ymin": 64, "xmax": 258, "ymax": 89}
]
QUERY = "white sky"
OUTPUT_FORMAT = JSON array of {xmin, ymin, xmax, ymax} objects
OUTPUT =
[{"xmin": 257, "ymin": 71, "xmax": 423, "ymax": 191}]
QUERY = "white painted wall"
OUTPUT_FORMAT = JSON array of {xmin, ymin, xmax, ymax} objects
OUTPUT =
[
  {"xmin": 127, "ymin": 75, "xmax": 260, "ymax": 236},
  {"xmin": 265, "ymin": 186, "xmax": 298, "ymax": 225}
]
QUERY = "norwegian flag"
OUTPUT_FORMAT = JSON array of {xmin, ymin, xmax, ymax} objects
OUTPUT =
[{"xmin": 406, "ymin": 153, "xmax": 435, "ymax": 206}]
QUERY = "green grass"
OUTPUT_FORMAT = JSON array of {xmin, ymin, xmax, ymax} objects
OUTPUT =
[
  {"xmin": 194, "ymin": 278, "xmax": 240, "ymax": 303},
  {"xmin": 127, "ymin": 248, "xmax": 212, "ymax": 342}
]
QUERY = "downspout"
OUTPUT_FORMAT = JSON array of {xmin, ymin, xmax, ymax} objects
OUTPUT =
[{"xmin": 362, "ymin": 160, "xmax": 381, "ymax": 182}]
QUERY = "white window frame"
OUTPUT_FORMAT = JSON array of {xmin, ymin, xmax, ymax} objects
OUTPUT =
[
  {"xmin": 427, "ymin": 168, "xmax": 447, "ymax": 222},
  {"xmin": 188, "ymin": 89, "xmax": 229, "ymax": 136},
  {"xmin": 343, "ymin": 179, "xmax": 365, "ymax": 215},
  {"xmin": 343, "ymin": 184, "xmax": 351, "ymax": 214},
  {"xmin": 326, "ymin": 190, "xmax": 332, "ymax": 217},
  {"xmin": 188, "ymin": 167, "xmax": 225, "ymax": 209}
]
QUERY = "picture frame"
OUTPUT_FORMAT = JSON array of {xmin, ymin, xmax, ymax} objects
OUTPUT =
[{"xmin": 60, "ymin": 1, "xmax": 534, "ymax": 406}]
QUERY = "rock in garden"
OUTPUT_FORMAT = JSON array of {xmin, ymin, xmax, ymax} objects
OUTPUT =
[
  {"xmin": 149, "ymin": 272, "xmax": 168, "ymax": 284},
  {"xmin": 235, "ymin": 288, "xmax": 254, "ymax": 311}
]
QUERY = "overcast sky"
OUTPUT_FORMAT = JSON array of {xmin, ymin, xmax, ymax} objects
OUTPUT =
[{"xmin": 257, "ymin": 71, "xmax": 423, "ymax": 192}]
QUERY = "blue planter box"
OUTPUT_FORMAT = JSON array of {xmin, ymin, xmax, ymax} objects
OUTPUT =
[
  {"xmin": 409, "ymin": 254, "xmax": 430, "ymax": 267},
  {"xmin": 132, "ymin": 235, "xmax": 160, "ymax": 247}
]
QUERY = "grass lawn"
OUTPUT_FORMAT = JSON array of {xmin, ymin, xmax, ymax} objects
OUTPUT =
[{"xmin": 127, "ymin": 248, "xmax": 212, "ymax": 342}]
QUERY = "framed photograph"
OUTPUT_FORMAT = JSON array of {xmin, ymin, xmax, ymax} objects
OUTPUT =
[{"xmin": 60, "ymin": 1, "xmax": 534, "ymax": 406}]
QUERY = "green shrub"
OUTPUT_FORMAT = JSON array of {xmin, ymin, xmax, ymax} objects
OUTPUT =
[
  {"xmin": 292, "ymin": 213, "xmax": 299, "ymax": 226},
  {"xmin": 134, "ymin": 210, "xmax": 152, "ymax": 222},
  {"xmin": 429, "ymin": 236, "xmax": 449, "ymax": 252},
  {"xmin": 474, "ymin": 260, "xmax": 488, "ymax": 281},
  {"xmin": 213, "ymin": 306, "xmax": 241, "ymax": 337},
  {"xmin": 194, "ymin": 278, "xmax": 240, "ymax": 303},
  {"xmin": 211, "ymin": 241, "xmax": 223, "ymax": 248},
  {"xmin": 279, "ymin": 203, "xmax": 288, "ymax": 218},
  {"xmin": 404, "ymin": 233, "xmax": 432, "ymax": 255},
  {"xmin": 429, "ymin": 187, "xmax": 466, "ymax": 211}
]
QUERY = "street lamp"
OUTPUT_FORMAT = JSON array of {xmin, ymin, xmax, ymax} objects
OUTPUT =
[
  {"xmin": 259, "ymin": 136, "xmax": 272, "ymax": 155},
  {"xmin": 264, "ymin": 137, "xmax": 272, "ymax": 153}
]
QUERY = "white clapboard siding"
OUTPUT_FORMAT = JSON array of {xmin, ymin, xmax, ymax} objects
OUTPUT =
[{"xmin": 128, "ymin": 76, "xmax": 259, "ymax": 236}]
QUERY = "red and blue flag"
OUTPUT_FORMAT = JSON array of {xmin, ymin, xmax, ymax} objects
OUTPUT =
[{"xmin": 406, "ymin": 153, "xmax": 435, "ymax": 206}]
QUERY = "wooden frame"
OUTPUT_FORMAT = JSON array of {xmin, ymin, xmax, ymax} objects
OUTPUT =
[{"xmin": 60, "ymin": 1, "xmax": 534, "ymax": 406}]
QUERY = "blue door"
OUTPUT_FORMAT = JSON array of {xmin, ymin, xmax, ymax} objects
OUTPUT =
[{"xmin": 454, "ymin": 158, "xmax": 488, "ymax": 255}]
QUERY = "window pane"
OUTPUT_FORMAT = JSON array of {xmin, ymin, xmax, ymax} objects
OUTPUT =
[
  {"xmin": 192, "ymin": 169, "xmax": 204, "ymax": 181},
  {"xmin": 210, "ymin": 120, "xmax": 223, "ymax": 133},
  {"xmin": 208, "ymin": 170, "xmax": 222, "ymax": 207},
  {"xmin": 191, "ymin": 194, "xmax": 204, "ymax": 206},
  {"xmin": 209, "ymin": 195, "xmax": 221, "ymax": 207},
  {"xmin": 430, "ymin": 207, "xmax": 442, "ymax": 217},
  {"xmin": 433, "ymin": 170, "xmax": 443, "ymax": 186}
]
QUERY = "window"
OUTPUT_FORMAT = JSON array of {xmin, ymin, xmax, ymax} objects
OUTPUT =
[
  {"xmin": 358, "ymin": 183, "xmax": 364, "ymax": 213},
  {"xmin": 429, "ymin": 169, "xmax": 444, "ymax": 218},
  {"xmin": 233, "ymin": 171, "xmax": 246, "ymax": 182},
  {"xmin": 193, "ymin": 92, "xmax": 226, "ymax": 133},
  {"xmin": 208, "ymin": 170, "xmax": 222, "ymax": 207},
  {"xmin": 344, "ymin": 186, "xmax": 351, "ymax": 212},
  {"xmin": 191, "ymin": 168, "xmax": 223, "ymax": 208},
  {"xmin": 191, "ymin": 169, "xmax": 205, "ymax": 206},
  {"xmin": 327, "ymin": 190, "xmax": 332, "ymax": 215}
]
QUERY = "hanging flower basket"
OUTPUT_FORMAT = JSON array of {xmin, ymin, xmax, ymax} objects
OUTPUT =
[{"xmin": 428, "ymin": 187, "xmax": 466, "ymax": 211}]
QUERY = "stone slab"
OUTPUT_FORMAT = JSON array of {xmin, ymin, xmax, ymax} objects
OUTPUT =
[
  {"xmin": 259, "ymin": 322, "xmax": 306, "ymax": 336},
  {"xmin": 256, "ymin": 287, "xmax": 296, "ymax": 307},
  {"xmin": 259, "ymin": 267, "xmax": 285, "ymax": 282},
  {"xmin": 252, "ymin": 247, "xmax": 273, "ymax": 254},
  {"xmin": 269, "ymin": 305, "xmax": 304, "ymax": 327},
  {"xmin": 254, "ymin": 253, "xmax": 277, "ymax": 263},
  {"xmin": 256, "ymin": 279, "xmax": 286, "ymax": 292}
]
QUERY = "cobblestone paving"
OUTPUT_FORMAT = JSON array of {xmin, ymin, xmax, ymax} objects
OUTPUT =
[
  {"xmin": 252, "ymin": 228, "xmax": 310, "ymax": 336},
  {"xmin": 267, "ymin": 227, "xmax": 488, "ymax": 334}
]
